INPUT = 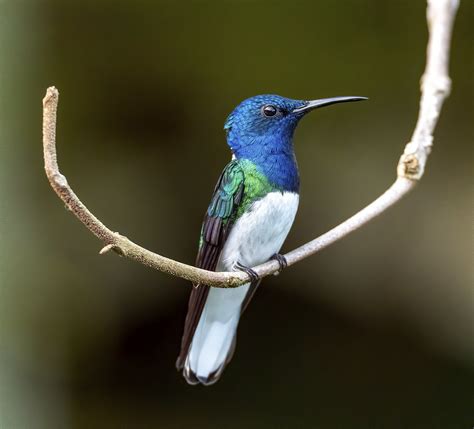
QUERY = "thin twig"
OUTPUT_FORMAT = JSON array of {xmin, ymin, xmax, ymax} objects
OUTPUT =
[{"xmin": 42, "ymin": 0, "xmax": 458, "ymax": 288}]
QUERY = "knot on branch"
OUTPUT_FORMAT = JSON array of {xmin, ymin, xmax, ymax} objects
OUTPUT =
[
  {"xmin": 51, "ymin": 172, "xmax": 68, "ymax": 188},
  {"xmin": 397, "ymin": 152, "xmax": 421, "ymax": 180},
  {"xmin": 422, "ymin": 74, "xmax": 452, "ymax": 97},
  {"xmin": 100, "ymin": 243, "xmax": 125, "ymax": 256}
]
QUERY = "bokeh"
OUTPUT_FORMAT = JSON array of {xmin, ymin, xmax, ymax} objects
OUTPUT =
[{"xmin": 0, "ymin": 1, "xmax": 472, "ymax": 428}]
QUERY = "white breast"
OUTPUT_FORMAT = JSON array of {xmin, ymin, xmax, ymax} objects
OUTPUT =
[{"xmin": 218, "ymin": 191, "xmax": 299, "ymax": 271}]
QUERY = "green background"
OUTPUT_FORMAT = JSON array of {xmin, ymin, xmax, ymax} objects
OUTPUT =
[{"xmin": 0, "ymin": 1, "xmax": 472, "ymax": 428}]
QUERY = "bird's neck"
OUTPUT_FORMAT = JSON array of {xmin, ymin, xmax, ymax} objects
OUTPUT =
[{"xmin": 230, "ymin": 136, "xmax": 300, "ymax": 193}]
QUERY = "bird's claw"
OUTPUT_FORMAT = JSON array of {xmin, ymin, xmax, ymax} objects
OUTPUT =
[
  {"xmin": 271, "ymin": 253, "xmax": 288, "ymax": 273},
  {"xmin": 235, "ymin": 261, "xmax": 259, "ymax": 283}
]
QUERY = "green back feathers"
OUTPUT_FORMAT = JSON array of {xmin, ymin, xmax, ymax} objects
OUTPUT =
[
  {"xmin": 207, "ymin": 159, "xmax": 275, "ymax": 224},
  {"xmin": 235, "ymin": 159, "xmax": 275, "ymax": 219},
  {"xmin": 207, "ymin": 161, "xmax": 245, "ymax": 220},
  {"xmin": 198, "ymin": 159, "xmax": 275, "ymax": 249}
]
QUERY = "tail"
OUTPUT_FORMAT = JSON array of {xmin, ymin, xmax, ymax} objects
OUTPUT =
[{"xmin": 180, "ymin": 284, "xmax": 250, "ymax": 385}]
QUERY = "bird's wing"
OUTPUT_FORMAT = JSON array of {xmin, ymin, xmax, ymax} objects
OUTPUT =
[{"xmin": 176, "ymin": 160, "xmax": 245, "ymax": 370}]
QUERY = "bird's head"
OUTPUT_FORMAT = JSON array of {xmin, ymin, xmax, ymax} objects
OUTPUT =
[{"xmin": 224, "ymin": 94, "xmax": 367, "ymax": 157}]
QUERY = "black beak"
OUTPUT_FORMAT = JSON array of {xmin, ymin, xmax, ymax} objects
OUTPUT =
[{"xmin": 292, "ymin": 96, "xmax": 368, "ymax": 113}]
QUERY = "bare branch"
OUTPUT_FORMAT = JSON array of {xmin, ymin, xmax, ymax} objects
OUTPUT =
[
  {"xmin": 398, "ymin": 0, "xmax": 459, "ymax": 179},
  {"xmin": 42, "ymin": 0, "xmax": 458, "ymax": 288}
]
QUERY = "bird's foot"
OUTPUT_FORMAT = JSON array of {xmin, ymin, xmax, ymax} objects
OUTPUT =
[
  {"xmin": 271, "ymin": 253, "xmax": 288, "ymax": 274},
  {"xmin": 235, "ymin": 261, "xmax": 259, "ymax": 283}
]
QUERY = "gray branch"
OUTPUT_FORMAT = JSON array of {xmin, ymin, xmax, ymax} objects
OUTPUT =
[{"xmin": 42, "ymin": 0, "xmax": 458, "ymax": 288}]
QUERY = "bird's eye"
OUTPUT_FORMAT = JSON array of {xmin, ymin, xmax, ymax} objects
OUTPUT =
[{"xmin": 262, "ymin": 104, "xmax": 278, "ymax": 117}]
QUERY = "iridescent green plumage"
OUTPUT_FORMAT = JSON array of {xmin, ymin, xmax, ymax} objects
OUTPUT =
[
  {"xmin": 235, "ymin": 159, "xmax": 278, "ymax": 217},
  {"xmin": 207, "ymin": 161, "xmax": 245, "ymax": 222},
  {"xmin": 197, "ymin": 159, "xmax": 276, "ymax": 249},
  {"xmin": 207, "ymin": 159, "xmax": 275, "ymax": 225}
]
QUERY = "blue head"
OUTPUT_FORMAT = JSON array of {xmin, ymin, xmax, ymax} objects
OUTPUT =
[{"xmin": 224, "ymin": 94, "xmax": 366, "ymax": 192}]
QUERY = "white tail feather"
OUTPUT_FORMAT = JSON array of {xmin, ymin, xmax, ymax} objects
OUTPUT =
[{"xmin": 185, "ymin": 284, "xmax": 250, "ymax": 383}]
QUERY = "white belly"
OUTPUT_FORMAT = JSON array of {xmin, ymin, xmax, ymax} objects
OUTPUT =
[{"xmin": 218, "ymin": 191, "xmax": 300, "ymax": 270}]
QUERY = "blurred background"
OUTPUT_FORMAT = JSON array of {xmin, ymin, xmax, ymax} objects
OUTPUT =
[{"xmin": 0, "ymin": 1, "xmax": 472, "ymax": 428}]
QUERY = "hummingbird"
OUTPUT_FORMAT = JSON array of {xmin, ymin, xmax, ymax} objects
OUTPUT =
[{"xmin": 176, "ymin": 94, "xmax": 366, "ymax": 385}]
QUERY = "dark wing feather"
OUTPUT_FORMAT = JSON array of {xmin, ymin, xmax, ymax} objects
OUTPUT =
[{"xmin": 176, "ymin": 161, "xmax": 245, "ymax": 370}]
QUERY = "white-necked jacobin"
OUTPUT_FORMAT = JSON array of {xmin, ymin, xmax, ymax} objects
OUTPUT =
[{"xmin": 176, "ymin": 94, "xmax": 367, "ymax": 385}]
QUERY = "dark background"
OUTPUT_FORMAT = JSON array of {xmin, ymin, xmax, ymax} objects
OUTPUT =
[{"xmin": 0, "ymin": 1, "xmax": 472, "ymax": 428}]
